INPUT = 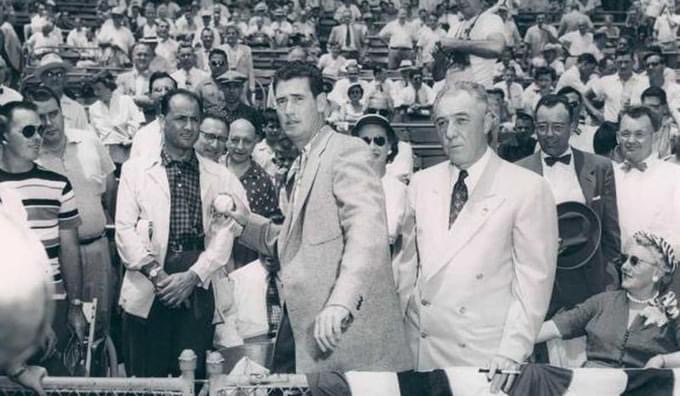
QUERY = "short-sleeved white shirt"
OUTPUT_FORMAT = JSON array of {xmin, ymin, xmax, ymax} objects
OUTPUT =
[{"xmin": 590, "ymin": 73, "xmax": 649, "ymax": 122}]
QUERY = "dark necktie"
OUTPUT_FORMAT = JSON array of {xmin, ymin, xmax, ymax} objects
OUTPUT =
[
  {"xmin": 544, "ymin": 154, "xmax": 571, "ymax": 167},
  {"xmin": 621, "ymin": 160, "xmax": 648, "ymax": 173},
  {"xmin": 266, "ymin": 271, "xmax": 282, "ymax": 337},
  {"xmin": 449, "ymin": 169, "xmax": 468, "ymax": 228},
  {"xmin": 345, "ymin": 24, "xmax": 352, "ymax": 47}
]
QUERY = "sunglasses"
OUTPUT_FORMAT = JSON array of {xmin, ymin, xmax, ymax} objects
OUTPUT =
[
  {"xmin": 45, "ymin": 70, "xmax": 64, "ymax": 79},
  {"xmin": 210, "ymin": 59, "xmax": 225, "ymax": 67},
  {"xmin": 19, "ymin": 124, "xmax": 46, "ymax": 139},
  {"xmin": 618, "ymin": 253, "xmax": 657, "ymax": 268},
  {"xmin": 361, "ymin": 136, "xmax": 386, "ymax": 146}
]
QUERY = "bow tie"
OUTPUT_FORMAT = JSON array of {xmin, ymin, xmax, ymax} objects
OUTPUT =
[
  {"xmin": 621, "ymin": 160, "xmax": 648, "ymax": 173},
  {"xmin": 544, "ymin": 154, "xmax": 571, "ymax": 167}
]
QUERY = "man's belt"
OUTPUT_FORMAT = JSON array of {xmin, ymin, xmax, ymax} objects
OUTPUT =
[
  {"xmin": 168, "ymin": 237, "xmax": 205, "ymax": 253},
  {"xmin": 80, "ymin": 232, "xmax": 106, "ymax": 246}
]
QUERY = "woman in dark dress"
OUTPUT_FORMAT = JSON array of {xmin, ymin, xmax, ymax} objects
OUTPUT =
[{"xmin": 536, "ymin": 231, "xmax": 680, "ymax": 368}]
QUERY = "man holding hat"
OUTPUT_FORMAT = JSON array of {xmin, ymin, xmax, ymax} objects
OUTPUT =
[
  {"xmin": 517, "ymin": 94, "xmax": 620, "ymax": 321},
  {"xmin": 35, "ymin": 53, "xmax": 89, "ymax": 130}
]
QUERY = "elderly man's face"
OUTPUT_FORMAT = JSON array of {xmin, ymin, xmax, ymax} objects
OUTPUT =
[
  {"xmin": 433, "ymin": 89, "xmax": 489, "ymax": 169},
  {"xmin": 618, "ymin": 114, "xmax": 655, "ymax": 163},
  {"xmin": 158, "ymin": 20, "xmax": 170, "ymax": 38},
  {"xmin": 132, "ymin": 44, "xmax": 152, "ymax": 71},
  {"xmin": 202, "ymin": 29, "xmax": 214, "ymax": 48},
  {"xmin": 535, "ymin": 103, "xmax": 572, "ymax": 157},
  {"xmin": 225, "ymin": 27, "xmax": 239, "ymax": 45},
  {"xmin": 40, "ymin": 67, "xmax": 65, "ymax": 95},
  {"xmin": 150, "ymin": 76, "xmax": 176, "ymax": 102}
]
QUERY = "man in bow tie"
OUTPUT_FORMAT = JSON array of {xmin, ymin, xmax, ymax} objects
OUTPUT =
[
  {"xmin": 517, "ymin": 94, "xmax": 620, "ymax": 364},
  {"xmin": 614, "ymin": 106, "xmax": 680, "ymax": 260}
]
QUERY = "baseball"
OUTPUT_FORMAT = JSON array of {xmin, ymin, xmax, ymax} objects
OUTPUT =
[{"xmin": 213, "ymin": 194, "xmax": 234, "ymax": 214}]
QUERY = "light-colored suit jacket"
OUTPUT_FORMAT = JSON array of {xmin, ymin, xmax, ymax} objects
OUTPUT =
[
  {"xmin": 223, "ymin": 44, "xmax": 256, "ymax": 91},
  {"xmin": 239, "ymin": 126, "xmax": 412, "ymax": 373},
  {"xmin": 115, "ymin": 150, "xmax": 247, "ymax": 318},
  {"xmin": 401, "ymin": 150, "xmax": 558, "ymax": 370}
]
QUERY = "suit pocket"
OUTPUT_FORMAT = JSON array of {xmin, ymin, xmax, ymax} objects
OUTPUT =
[{"xmin": 306, "ymin": 230, "xmax": 342, "ymax": 246}]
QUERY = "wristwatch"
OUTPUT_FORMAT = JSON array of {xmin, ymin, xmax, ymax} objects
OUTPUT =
[{"xmin": 149, "ymin": 266, "xmax": 162, "ymax": 285}]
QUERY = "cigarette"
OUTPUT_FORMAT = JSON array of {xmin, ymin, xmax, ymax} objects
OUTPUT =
[{"xmin": 478, "ymin": 368, "xmax": 522, "ymax": 375}]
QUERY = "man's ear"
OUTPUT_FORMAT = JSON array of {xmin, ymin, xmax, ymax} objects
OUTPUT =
[
  {"xmin": 0, "ymin": 115, "xmax": 8, "ymax": 145},
  {"xmin": 316, "ymin": 92, "xmax": 328, "ymax": 114}
]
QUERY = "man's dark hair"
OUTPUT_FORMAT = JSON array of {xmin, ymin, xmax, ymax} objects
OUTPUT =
[
  {"xmin": 641, "ymin": 86, "xmax": 668, "ymax": 106},
  {"xmin": 486, "ymin": 88, "xmax": 505, "ymax": 100},
  {"xmin": 614, "ymin": 48, "xmax": 632, "ymax": 59},
  {"xmin": 534, "ymin": 94, "xmax": 573, "ymax": 122},
  {"xmin": 209, "ymin": 48, "xmax": 227, "ymax": 59},
  {"xmin": 556, "ymin": 86, "xmax": 583, "ymax": 103},
  {"xmin": 148, "ymin": 71, "xmax": 177, "ymax": 94},
  {"xmin": 643, "ymin": 47, "xmax": 664, "ymax": 63},
  {"xmin": 202, "ymin": 111, "xmax": 229, "ymax": 133},
  {"xmin": 22, "ymin": 85, "xmax": 61, "ymax": 109},
  {"xmin": 263, "ymin": 108, "xmax": 280, "ymax": 127},
  {"xmin": 273, "ymin": 61, "xmax": 324, "ymax": 98},
  {"xmin": 593, "ymin": 121, "xmax": 619, "ymax": 156},
  {"xmin": 0, "ymin": 101, "xmax": 39, "ymax": 141},
  {"xmin": 160, "ymin": 89, "xmax": 203, "ymax": 116},
  {"xmin": 534, "ymin": 66, "xmax": 556, "ymax": 81},
  {"xmin": 577, "ymin": 53, "xmax": 597, "ymax": 65},
  {"xmin": 619, "ymin": 105, "xmax": 661, "ymax": 131},
  {"xmin": 515, "ymin": 110, "xmax": 534, "ymax": 126}
]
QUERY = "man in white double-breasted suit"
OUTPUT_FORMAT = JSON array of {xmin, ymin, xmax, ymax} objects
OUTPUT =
[{"xmin": 398, "ymin": 81, "xmax": 559, "ymax": 393}]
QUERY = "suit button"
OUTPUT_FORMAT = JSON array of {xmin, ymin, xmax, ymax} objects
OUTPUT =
[
  {"xmin": 421, "ymin": 299, "xmax": 431, "ymax": 306},
  {"xmin": 421, "ymin": 332, "xmax": 428, "ymax": 339},
  {"xmin": 476, "ymin": 273, "xmax": 484, "ymax": 280},
  {"xmin": 459, "ymin": 306, "xmax": 466, "ymax": 314}
]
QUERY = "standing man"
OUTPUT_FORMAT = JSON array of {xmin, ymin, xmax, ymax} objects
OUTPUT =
[
  {"xmin": 0, "ymin": 101, "xmax": 86, "ymax": 374},
  {"xmin": 434, "ymin": 0, "xmax": 505, "ymax": 88},
  {"xmin": 170, "ymin": 43, "xmax": 209, "ymax": 90},
  {"xmin": 517, "ymin": 94, "xmax": 620, "ymax": 317},
  {"xmin": 35, "ymin": 54, "xmax": 89, "ymax": 130},
  {"xmin": 399, "ymin": 81, "xmax": 558, "ymax": 392},
  {"xmin": 116, "ymin": 43, "xmax": 154, "ymax": 100},
  {"xmin": 29, "ymin": 86, "xmax": 118, "ymax": 337},
  {"xmin": 328, "ymin": 10, "xmax": 366, "ymax": 61},
  {"xmin": 223, "ymin": 25, "xmax": 256, "ymax": 100},
  {"xmin": 223, "ymin": 62, "xmax": 411, "ymax": 373},
  {"xmin": 116, "ymin": 89, "xmax": 247, "ymax": 378},
  {"xmin": 379, "ymin": 9, "xmax": 416, "ymax": 70},
  {"xmin": 196, "ymin": 48, "xmax": 228, "ymax": 114},
  {"xmin": 217, "ymin": 71, "xmax": 263, "ymax": 128}
]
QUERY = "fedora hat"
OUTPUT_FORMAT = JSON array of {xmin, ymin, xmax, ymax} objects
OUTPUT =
[
  {"xmin": 35, "ymin": 53, "xmax": 72, "ymax": 79},
  {"xmin": 556, "ymin": 201, "xmax": 601, "ymax": 270}
]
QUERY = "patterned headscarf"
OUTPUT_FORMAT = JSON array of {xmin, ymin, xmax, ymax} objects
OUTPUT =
[{"xmin": 633, "ymin": 231, "xmax": 678, "ymax": 275}]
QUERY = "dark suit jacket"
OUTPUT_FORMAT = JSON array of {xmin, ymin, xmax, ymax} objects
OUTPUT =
[
  {"xmin": 328, "ymin": 24, "xmax": 366, "ymax": 54},
  {"xmin": 516, "ymin": 148, "xmax": 621, "ymax": 317}
]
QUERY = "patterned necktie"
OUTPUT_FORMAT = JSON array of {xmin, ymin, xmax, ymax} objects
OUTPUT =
[
  {"xmin": 544, "ymin": 154, "xmax": 572, "ymax": 167},
  {"xmin": 266, "ymin": 271, "xmax": 282, "ymax": 337},
  {"xmin": 621, "ymin": 160, "xmax": 648, "ymax": 173},
  {"xmin": 449, "ymin": 170, "xmax": 469, "ymax": 228}
]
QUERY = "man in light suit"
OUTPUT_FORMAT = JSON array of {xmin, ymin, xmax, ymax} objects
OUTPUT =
[
  {"xmin": 224, "ymin": 62, "xmax": 411, "ymax": 373},
  {"xmin": 517, "ymin": 94, "xmax": 620, "ymax": 317},
  {"xmin": 116, "ymin": 89, "xmax": 247, "ymax": 378},
  {"xmin": 328, "ymin": 10, "xmax": 366, "ymax": 61},
  {"xmin": 399, "ymin": 81, "xmax": 558, "ymax": 393},
  {"xmin": 223, "ymin": 25, "xmax": 255, "ymax": 99}
]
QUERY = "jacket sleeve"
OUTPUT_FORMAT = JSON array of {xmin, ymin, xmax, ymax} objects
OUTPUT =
[
  {"xmin": 600, "ymin": 161, "xmax": 622, "ymax": 287},
  {"xmin": 392, "ymin": 177, "xmax": 419, "ymax": 315},
  {"xmin": 498, "ymin": 177, "xmax": 558, "ymax": 363},
  {"xmin": 325, "ymin": 140, "xmax": 392, "ymax": 318}
]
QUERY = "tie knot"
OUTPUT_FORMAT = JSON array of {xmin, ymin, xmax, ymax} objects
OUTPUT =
[
  {"xmin": 545, "ymin": 154, "xmax": 571, "ymax": 167},
  {"xmin": 457, "ymin": 169, "xmax": 469, "ymax": 182},
  {"xmin": 622, "ymin": 160, "xmax": 648, "ymax": 173}
]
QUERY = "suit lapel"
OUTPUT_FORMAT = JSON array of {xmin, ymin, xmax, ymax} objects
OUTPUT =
[
  {"xmin": 424, "ymin": 152, "xmax": 506, "ymax": 281},
  {"xmin": 528, "ymin": 151, "xmax": 544, "ymax": 176},
  {"xmin": 573, "ymin": 148, "xmax": 595, "ymax": 204}
]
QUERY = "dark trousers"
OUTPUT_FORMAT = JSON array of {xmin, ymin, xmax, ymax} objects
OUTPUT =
[
  {"xmin": 122, "ymin": 249, "xmax": 214, "ymax": 379},
  {"xmin": 271, "ymin": 305, "xmax": 296, "ymax": 373},
  {"xmin": 28, "ymin": 300, "xmax": 70, "ymax": 376}
]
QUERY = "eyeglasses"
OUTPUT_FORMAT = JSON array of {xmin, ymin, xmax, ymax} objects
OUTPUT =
[
  {"xmin": 45, "ymin": 70, "xmax": 64, "ymax": 79},
  {"xmin": 535, "ymin": 122, "xmax": 569, "ymax": 135},
  {"xmin": 361, "ymin": 136, "xmax": 386, "ymax": 146},
  {"xmin": 200, "ymin": 130, "xmax": 228, "ymax": 143},
  {"xmin": 210, "ymin": 59, "xmax": 225, "ymax": 67},
  {"xmin": 619, "ymin": 253, "xmax": 658, "ymax": 268},
  {"xmin": 19, "ymin": 124, "xmax": 46, "ymax": 139}
]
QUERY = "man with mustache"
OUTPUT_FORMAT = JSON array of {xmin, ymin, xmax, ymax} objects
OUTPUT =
[{"xmin": 222, "ymin": 62, "xmax": 412, "ymax": 373}]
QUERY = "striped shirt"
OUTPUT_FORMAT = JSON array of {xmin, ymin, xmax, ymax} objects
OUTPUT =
[{"xmin": 0, "ymin": 164, "xmax": 81, "ymax": 299}]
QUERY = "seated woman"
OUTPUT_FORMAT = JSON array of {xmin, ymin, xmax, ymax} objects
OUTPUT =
[
  {"xmin": 536, "ymin": 231, "xmax": 680, "ymax": 368},
  {"xmin": 330, "ymin": 83, "xmax": 366, "ymax": 131}
]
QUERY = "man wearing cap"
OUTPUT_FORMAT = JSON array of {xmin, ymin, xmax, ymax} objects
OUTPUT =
[
  {"xmin": 196, "ymin": 48, "xmax": 228, "ymax": 114},
  {"xmin": 196, "ymin": 9, "xmax": 221, "ymax": 47},
  {"xmin": 328, "ymin": 10, "xmax": 366, "ymax": 60},
  {"xmin": 217, "ymin": 71, "xmax": 263, "ymax": 128},
  {"xmin": 97, "ymin": 6, "xmax": 136, "ymax": 56},
  {"xmin": 379, "ymin": 9, "xmax": 416, "ymax": 70},
  {"xmin": 517, "ymin": 94, "xmax": 620, "ymax": 325},
  {"xmin": 171, "ymin": 43, "xmax": 210, "ymax": 90},
  {"xmin": 29, "ymin": 86, "xmax": 119, "ymax": 340},
  {"xmin": 224, "ymin": 25, "xmax": 255, "ymax": 97},
  {"xmin": 36, "ymin": 54, "xmax": 89, "ymax": 131}
]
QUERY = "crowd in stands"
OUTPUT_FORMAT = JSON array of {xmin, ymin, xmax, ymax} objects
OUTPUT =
[{"xmin": 5, "ymin": 0, "xmax": 680, "ymax": 392}]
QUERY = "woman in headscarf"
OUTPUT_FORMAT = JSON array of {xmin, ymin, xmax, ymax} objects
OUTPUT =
[{"xmin": 536, "ymin": 231, "xmax": 680, "ymax": 368}]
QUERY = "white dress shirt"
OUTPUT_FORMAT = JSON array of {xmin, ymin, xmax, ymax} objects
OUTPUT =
[
  {"xmin": 591, "ymin": 73, "xmax": 649, "ymax": 122},
  {"xmin": 540, "ymin": 148, "xmax": 586, "ymax": 204},
  {"xmin": 170, "ymin": 67, "xmax": 210, "ymax": 90},
  {"xmin": 614, "ymin": 153, "xmax": 680, "ymax": 245},
  {"xmin": 379, "ymin": 20, "xmax": 415, "ymax": 48},
  {"xmin": 449, "ymin": 147, "xmax": 491, "ymax": 194},
  {"xmin": 89, "ymin": 93, "xmax": 145, "ymax": 146}
]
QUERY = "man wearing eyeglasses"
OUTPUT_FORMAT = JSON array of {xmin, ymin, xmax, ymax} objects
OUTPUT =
[
  {"xmin": 29, "ymin": 86, "xmax": 118, "ymax": 343},
  {"xmin": 35, "ymin": 54, "xmax": 90, "ymax": 131},
  {"xmin": 614, "ymin": 106, "xmax": 680, "ymax": 253},
  {"xmin": 516, "ymin": 94, "xmax": 620, "ymax": 364},
  {"xmin": 0, "ymin": 101, "xmax": 86, "ymax": 375},
  {"xmin": 195, "ymin": 48, "xmax": 228, "ymax": 114},
  {"xmin": 194, "ymin": 114, "xmax": 228, "ymax": 162}
]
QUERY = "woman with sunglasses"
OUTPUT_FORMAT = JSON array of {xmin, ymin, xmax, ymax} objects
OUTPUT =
[{"xmin": 535, "ymin": 231, "xmax": 680, "ymax": 368}]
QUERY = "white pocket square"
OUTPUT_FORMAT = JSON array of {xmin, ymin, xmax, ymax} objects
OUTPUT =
[{"xmin": 592, "ymin": 195, "xmax": 602, "ymax": 201}]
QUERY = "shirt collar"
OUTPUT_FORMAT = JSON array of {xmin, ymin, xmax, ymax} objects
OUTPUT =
[
  {"xmin": 449, "ymin": 147, "xmax": 491, "ymax": 189},
  {"xmin": 161, "ymin": 146, "xmax": 200, "ymax": 169},
  {"xmin": 541, "ymin": 146, "xmax": 573, "ymax": 160}
]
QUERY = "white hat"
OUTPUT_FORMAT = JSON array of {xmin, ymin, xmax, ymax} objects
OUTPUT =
[{"xmin": 35, "ymin": 53, "xmax": 72, "ymax": 79}]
